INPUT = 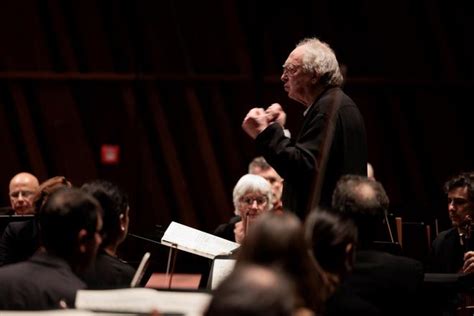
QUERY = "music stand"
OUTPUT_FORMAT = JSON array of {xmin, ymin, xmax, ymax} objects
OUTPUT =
[
  {"xmin": 128, "ymin": 233, "xmax": 178, "ymax": 289},
  {"xmin": 0, "ymin": 214, "xmax": 35, "ymax": 236}
]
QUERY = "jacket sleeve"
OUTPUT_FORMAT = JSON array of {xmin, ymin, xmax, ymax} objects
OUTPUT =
[{"xmin": 255, "ymin": 112, "xmax": 328, "ymax": 183}]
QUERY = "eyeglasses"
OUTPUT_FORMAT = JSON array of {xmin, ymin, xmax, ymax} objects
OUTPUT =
[
  {"xmin": 282, "ymin": 64, "xmax": 301, "ymax": 76},
  {"xmin": 240, "ymin": 196, "xmax": 268, "ymax": 206},
  {"xmin": 10, "ymin": 190, "xmax": 35, "ymax": 199}
]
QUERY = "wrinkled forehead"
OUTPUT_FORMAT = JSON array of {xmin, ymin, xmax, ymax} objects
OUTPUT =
[
  {"xmin": 9, "ymin": 180, "xmax": 38, "ymax": 193},
  {"xmin": 285, "ymin": 45, "xmax": 305, "ymax": 65}
]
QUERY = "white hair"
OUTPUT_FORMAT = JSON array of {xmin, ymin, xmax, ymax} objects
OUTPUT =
[
  {"xmin": 297, "ymin": 37, "xmax": 343, "ymax": 87},
  {"xmin": 233, "ymin": 174, "xmax": 273, "ymax": 215}
]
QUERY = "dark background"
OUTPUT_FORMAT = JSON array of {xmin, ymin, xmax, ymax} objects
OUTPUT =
[{"xmin": 0, "ymin": 0, "xmax": 472, "ymax": 267}]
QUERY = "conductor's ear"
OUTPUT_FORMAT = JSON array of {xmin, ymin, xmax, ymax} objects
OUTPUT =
[{"xmin": 311, "ymin": 71, "xmax": 319, "ymax": 84}]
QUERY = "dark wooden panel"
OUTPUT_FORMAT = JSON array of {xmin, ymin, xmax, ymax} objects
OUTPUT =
[{"xmin": 0, "ymin": 0, "xmax": 472, "ymax": 261}]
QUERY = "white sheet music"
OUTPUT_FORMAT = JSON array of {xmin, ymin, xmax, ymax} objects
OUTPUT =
[
  {"xmin": 76, "ymin": 288, "xmax": 212, "ymax": 316},
  {"xmin": 0, "ymin": 311, "xmax": 94, "ymax": 316},
  {"xmin": 161, "ymin": 221, "xmax": 240, "ymax": 259},
  {"xmin": 211, "ymin": 258, "xmax": 236, "ymax": 289}
]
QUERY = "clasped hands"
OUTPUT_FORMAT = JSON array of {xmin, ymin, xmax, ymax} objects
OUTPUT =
[{"xmin": 242, "ymin": 103, "xmax": 286, "ymax": 139}]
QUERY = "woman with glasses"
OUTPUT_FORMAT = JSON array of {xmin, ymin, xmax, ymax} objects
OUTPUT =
[{"xmin": 231, "ymin": 174, "xmax": 273, "ymax": 244}]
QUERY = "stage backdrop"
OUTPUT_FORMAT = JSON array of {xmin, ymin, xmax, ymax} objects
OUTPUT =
[{"xmin": 0, "ymin": 0, "xmax": 473, "ymax": 264}]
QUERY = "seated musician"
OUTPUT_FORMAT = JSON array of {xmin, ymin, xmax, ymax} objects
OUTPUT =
[
  {"xmin": 431, "ymin": 172, "xmax": 474, "ymax": 274},
  {"xmin": 429, "ymin": 172, "xmax": 474, "ymax": 315},
  {"xmin": 216, "ymin": 174, "xmax": 273, "ymax": 244},
  {"xmin": 81, "ymin": 180, "xmax": 136, "ymax": 289},
  {"xmin": 332, "ymin": 175, "xmax": 423, "ymax": 316}
]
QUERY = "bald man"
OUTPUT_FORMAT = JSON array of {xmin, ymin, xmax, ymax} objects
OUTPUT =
[{"xmin": 9, "ymin": 173, "xmax": 39, "ymax": 215}]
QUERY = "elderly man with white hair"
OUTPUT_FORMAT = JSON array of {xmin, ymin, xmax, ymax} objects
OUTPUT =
[{"xmin": 242, "ymin": 37, "xmax": 367, "ymax": 218}]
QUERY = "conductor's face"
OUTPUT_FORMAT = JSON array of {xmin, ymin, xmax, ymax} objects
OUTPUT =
[{"xmin": 281, "ymin": 45, "xmax": 314, "ymax": 106}]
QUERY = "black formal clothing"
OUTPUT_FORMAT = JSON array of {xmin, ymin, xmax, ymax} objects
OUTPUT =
[
  {"xmin": 83, "ymin": 249, "xmax": 136, "ymax": 289},
  {"xmin": 213, "ymin": 216, "xmax": 241, "ymax": 242},
  {"xmin": 0, "ymin": 252, "xmax": 85, "ymax": 310},
  {"xmin": 431, "ymin": 227, "xmax": 465, "ymax": 273},
  {"xmin": 0, "ymin": 219, "xmax": 40, "ymax": 266},
  {"xmin": 324, "ymin": 286, "xmax": 380, "ymax": 316},
  {"xmin": 341, "ymin": 250, "xmax": 424, "ymax": 316},
  {"xmin": 256, "ymin": 87, "xmax": 367, "ymax": 217}
]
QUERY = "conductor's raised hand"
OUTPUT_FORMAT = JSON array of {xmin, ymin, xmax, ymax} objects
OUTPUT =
[
  {"xmin": 242, "ymin": 108, "xmax": 269, "ymax": 139},
  {"xmin": 265, "ymin": 103, "xmax": 287, "ymax": 127}
]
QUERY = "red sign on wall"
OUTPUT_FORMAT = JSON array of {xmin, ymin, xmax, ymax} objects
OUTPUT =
[{"xmin": 101, "ymin": 144, "xmax": 120, "ymax": 165}]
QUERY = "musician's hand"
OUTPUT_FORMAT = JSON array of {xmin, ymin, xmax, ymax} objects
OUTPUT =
[
  {"xmin": 234, "ymin": 221, "xmax": 245, "ymax": 244},
  {"xmin": 463, "ymin": 251, "xmax": 474, "ymax": 274}
]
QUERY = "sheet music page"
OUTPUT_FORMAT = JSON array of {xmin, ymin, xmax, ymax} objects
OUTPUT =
[
  {"xmin": 161, "ymin": 221, "xmax": 240, "ymax": 259},
  {"xmin": 211, "ymin": 258, "xmax": 236, "ymax": 289},
  {"xmin": 76, "ymin": 288, "xmax": 212, "ymax": 316},
  {"xmin": 0, "ymin": 311, "xmax": 94, "ymax": 316}
]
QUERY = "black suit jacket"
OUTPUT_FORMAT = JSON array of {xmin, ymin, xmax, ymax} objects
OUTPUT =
[
  {"xmin": 213, "ymin": 216, "xmax": 241, "ymax": 242},
  {"xmin": 0, "ymin": 219, "xmax": 39, "ymax": 266},
  {"xmin": 83, "ymin": 249, "xmax": 136, "ymax": 289},
  {"xmin": 256, "ymin": 87, "xmax": 367, "ymax": 217},
  {"xmin": 325, "ymin": 286, "xmax": 381, "ymax": 316},
  {"xmin": 430, "ymin": 227, "xmax": 464, "ymax": 273},
  {"xmin": 341, "ymin": 250, "xmax": 424, "ymax": 316},
  {"xmin": 0, "ymin": 252, "xmax": 85, "ymax": 310}
]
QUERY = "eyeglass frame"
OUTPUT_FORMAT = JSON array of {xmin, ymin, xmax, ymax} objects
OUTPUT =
[
  {"xmin": 239, "ymin": 195, "xmax": 269, "ymax": 207},
  {"xmin": 282, "ymin": 63, "xmax": 304, "ymax": 76}
]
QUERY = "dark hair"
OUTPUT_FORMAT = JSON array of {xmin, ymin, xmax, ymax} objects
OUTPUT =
[
  {"xmin": 81, "ymin": 180, "xmax": 129, "ymax": 247},
  {"xmin": 39, "ymin": 188, "xmax": 101, "ymax": 259},
  {"xmin": 332, "ymin": 175, "xmax": 388, "ymax": 245},
  {"xmin": 444, "ymin": 172, "xmax": 474, "ymax": 201},
  {"xmin": 205, "ymin": 265, "xmax": 294, "ymax": 316},
  {"xmin": 332, "ymin": 175, "xmax": 389, "ymax": 216},
  {"xmin": 237, "ymin": 212, "xmax": 328, "ymax": 313},
  {"xmin": 305, "ymin": 209, "xmax": 357, "ymax": 277}
]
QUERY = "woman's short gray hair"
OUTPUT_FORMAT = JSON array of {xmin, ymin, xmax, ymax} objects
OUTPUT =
[{"xmin": 233, "ymin": 174, "xmax": 273, "ymax": 215}]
